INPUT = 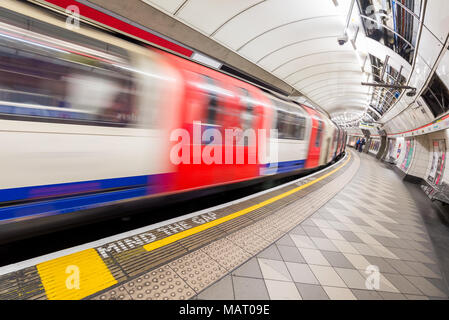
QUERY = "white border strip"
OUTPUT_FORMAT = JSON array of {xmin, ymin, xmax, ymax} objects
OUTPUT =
[{"xmin": 0, "ymin": 153, "xmax": 349, "ymax": 275}]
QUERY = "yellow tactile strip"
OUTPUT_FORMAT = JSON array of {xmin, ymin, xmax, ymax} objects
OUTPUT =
[
  {"xmin": 0, "ymin": 152, "xmax": 354, "ymax": 300},
  {"xmin": 37, "ymin": 249, "xmax": 117, "ymax": 300}
]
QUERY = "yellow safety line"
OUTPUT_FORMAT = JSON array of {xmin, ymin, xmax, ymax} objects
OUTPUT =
[{"xmin": 144, "ymin": 152, "xmax": 352, "ymax": 252}]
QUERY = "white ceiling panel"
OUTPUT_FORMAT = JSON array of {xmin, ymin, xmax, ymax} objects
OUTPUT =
[
  {"xmin": 238, "ymin": 16, "xmax": 343, "ymax": 61},
  {"xmin": 283, "ymin": 63, "xmax": 362, "ymax": 85},
  {"xmin": 176, "ymin": 0, "xmax": 263, "ymax": 35},
  {"xmin": 294, "ymin": 70, "xmax": 364, "ymax": 88},
  {"xmin": 304, "ymin": 82, "xmax": 368, "ymax": 97},
  {"xmin": 259, "ymin": 37, "xmax": 351, "ymax": 72},
  {"xmin": 273, "ymin": 51, "xmax": 356, "ymax": 79},
  {"xmin": 298, "ymin": 77, "xmax": 365, "ymax": 92},
  {"xmin": 212, "ymin": 0, "xmax": 338, "ymax": 50},
  {"xmin": 418, "ymin": 27, "xmax": 445, "ymax": 69},
  {"xmin": 311, "ymin": 89, "xmax": 370, "ymax": 100},
  {"xmin": 423, "ymin": 0, "xmax": 449, "ymax": 44}
]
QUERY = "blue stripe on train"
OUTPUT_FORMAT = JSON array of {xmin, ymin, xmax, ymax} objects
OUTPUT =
[
  {"xmin": 261, "ymin": 159, "xmax": 306, "ymax": 175},
  {"xmin": 0, "ymin": 175, "xmax": 149, "ymax": 203},
  {"xmin": 0, "ymin": 173, "xmax": 173, "ymax": 222},
  {"xmin": 0, "ymin": 187, "xmax": 148, "ymax": 222}
]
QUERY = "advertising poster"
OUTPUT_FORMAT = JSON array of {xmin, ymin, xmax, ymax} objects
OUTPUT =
[
  {"xmin": 401, "ymin": 139, "xmax": 414, "ymax": 171},
  {"xmin": 428, "ymin": 139, "xmax": 446, "ymax": 186},
  {"xmin": 395, "ymin": 137, "xmax": 405, "ymax": 166},
  {"xmin": 387, "ymin": 138, "xmax": 396, "ymax": 160}
]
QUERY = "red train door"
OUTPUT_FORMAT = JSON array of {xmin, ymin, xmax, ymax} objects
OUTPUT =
[
  {"xmin": 166, "ymin": 54, "xmax": 271, "ymax": 192},
  {"xmin": 303, "ymin": 106, "xmax": 324, "ymax": 169}
]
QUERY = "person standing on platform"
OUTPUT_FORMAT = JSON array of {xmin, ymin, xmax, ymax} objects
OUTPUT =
[{"xmin": 359, "ymin": 138, "xmax": 366, "ymax": 152}]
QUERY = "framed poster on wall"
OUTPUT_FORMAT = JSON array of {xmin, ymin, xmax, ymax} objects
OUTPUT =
[
  {"xmin": 401, "ymin": 139, "xmax": 414, "ymax": 171},
  {"xmin": 427, "ymin": 139, "xmax": 446, "ymax": 186},
  {"xmin": 387, "ymin": 138, "xmax": 396, "ymax": 161}
]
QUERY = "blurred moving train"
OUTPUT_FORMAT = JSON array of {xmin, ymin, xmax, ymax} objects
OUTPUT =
[{"xmin": 0, "ymin": 1, "xmax": 346, "ymax": 240}]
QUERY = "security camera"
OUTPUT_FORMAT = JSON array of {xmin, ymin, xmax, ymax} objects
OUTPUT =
[
  {"xmin": 337, "ymin": 34, "xmax": 348, "ymax": 46},
  {"xmin": 406, "ymin": 88, "xmax": 417, "ymax": 97}
]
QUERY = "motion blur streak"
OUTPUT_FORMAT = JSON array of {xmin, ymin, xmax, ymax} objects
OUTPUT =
[{"xmin": 0, "ymin": 1, "xmax": 345, "ymax": 238}]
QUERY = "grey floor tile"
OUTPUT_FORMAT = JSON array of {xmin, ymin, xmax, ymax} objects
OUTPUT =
[
  {"xmin": 265, "ymin": 280, "xmax": 302, "ymax": 300},
  {"xmin": 285, "ymin": 262, "xmax": 319, "ymax": 285},
  {"xmin": 232, "ymin": 276, "xmax": 269, "ymax": 300},
  {"xmin": 339, "ymin": 230, "xmax": 364, "ymax": 243},
  {"xmin": 351, "ymin": 242, "xmax": 379, "ymax": 256},
  {"xmin": 382, "ymin": 273, "xmax": 422, "ymax": 295},
  {"xmin": 423, "ymin": 262, "xmax": 443, "ymax": 277},
  {"xmin": 197, "ymin": 275, "xmax": 234, "ymax": 300},
  {"xmin": 320, "ymin": 212, "xmax": 340, "ymax": 222},
  {"xmin": 276, "ymin": 234, "xmax": 296, "ymax": 247},
  {"xmin": 387, "ymin": 247, "xmax": 417, "ymax": 261},
  {"xmin": 349, "ymin": 216, "xmax": 370, "ymax": 227},
  {"xmin": 302, "ymin": 226, "xmax": 327, "ymax": 238},
  {"xmin": 257, "ymin": 244, "xmax": 283, "ymax": 261},
  {"xmin": 406, "ymin": 261, "xmax": 441, "ymax": 278},
  {"xmin": 335, "ymin": 268, "xmax": 368, "ymax": 290},
  {"xmin": 351, "ymin": 289, "xmax": 383, "ymax": 300},
  {"xmin": 384, "ymin": 258, "xmax": 420, "ymax": 276},
  {"xmin": 323, "ymin": 286, "xmax": 357, "ymax": 300},
  {"xmin": 425, "ymin": 277, "xmax": 449, "ymax": 296},
  {"xmin": 290, "ymin": 234, "xmax": 318, "ymax": 249},
  {"xmin": 289, "ymin": 225, "xmax": 307, "ymax": 236},
  {"xmin": 310, "ymin": 237, "xmax": 340, "ymax": 252},
  {"xmin": 298, "ymin": 248, "xmax": 330, "ymax": 266},
  {"xmin": 364, "ymin": 256, "xmax": 398, "ymax": 274},
  {"xmin": 325, "ymin": 201, "xmax": 347, "ymax": 210},
  {"xmin": 378, "ymin": 292, "xmax": 407, "ymax": 300},
  {"xmin": 232, "ymin": 258, "xmax": 263, "ymax": 279},
  {"xmin": 301, "ymin": 218, "xmax": 317, "ymax": 227},
  {"xmin": 309, "ymin": 265, "xmax": 347, "ymax": 287},
  {"xmin": 373, "ymin": 236, "xmax": 400, "ymax": 248},
  {"xmin": 405, "ymin": 276, "xmax": 447, "ymax": 298},
  {"xmin": 321, "ymin": 251, "xmax": 354, "ymax": 269},
  {"xmin": 295, "ymin": 283, "xmax": 329, "ymax": 300},
  {"xmin": 277, "ymin": 245, "xmax": 306, "ymax": 263},
  {"xmin": 405, "ymin": 294, "xmax": 429, "ymax": 300},
  {"xmin": 258, "ymin": 258, "xmax": 292, "ymax": 281}
]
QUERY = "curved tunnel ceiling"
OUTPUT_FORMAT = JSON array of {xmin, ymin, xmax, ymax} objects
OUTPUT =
[{"xmin": 142, "ymin": 0, "xmax": 372, "ymax": 121}]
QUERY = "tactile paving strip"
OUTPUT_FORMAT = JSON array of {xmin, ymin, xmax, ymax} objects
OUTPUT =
[
  {"xmin": 226, "ymin": 227, "xmax": 271, "ymax": 256},
  {"xmin": 114, "ymin": 243, "xmax": 187, "ymax": 278},
  {"xmin": 169, "ymin": 250, "xmax": 227, "ymax": 293},
  {"xmin": 124, "ymin": 265, "xmax": 195, "ymax": 300},
  {"xmin": 200, "ymin": 237, "xmax": 252, "ymax": 272},
  {"xmin": 92, "ymin": 285, "xmax": 132, "ymax": 300}
]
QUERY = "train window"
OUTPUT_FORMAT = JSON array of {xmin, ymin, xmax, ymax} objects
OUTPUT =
[
  {"xmin": 199, "ymin": 75, "xmax": 227, "ymax": 126},
  {"xmin": 0, "ymin": 23, "xmax": 139, "ymax": 127},
  {"xmin": 276, "ymin": 109, "xmax": 306, "ymax": 140},
  {"xmin": 315, "ymin": 121, "xmax": 323, "ymax": 147},
  {"xmin": 0, "ymin": 7, "xmax": 129, "ymax": 60},
  {"xmin": 238, "ymin": 87, "xmax": 255, "ymax": 132}
]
